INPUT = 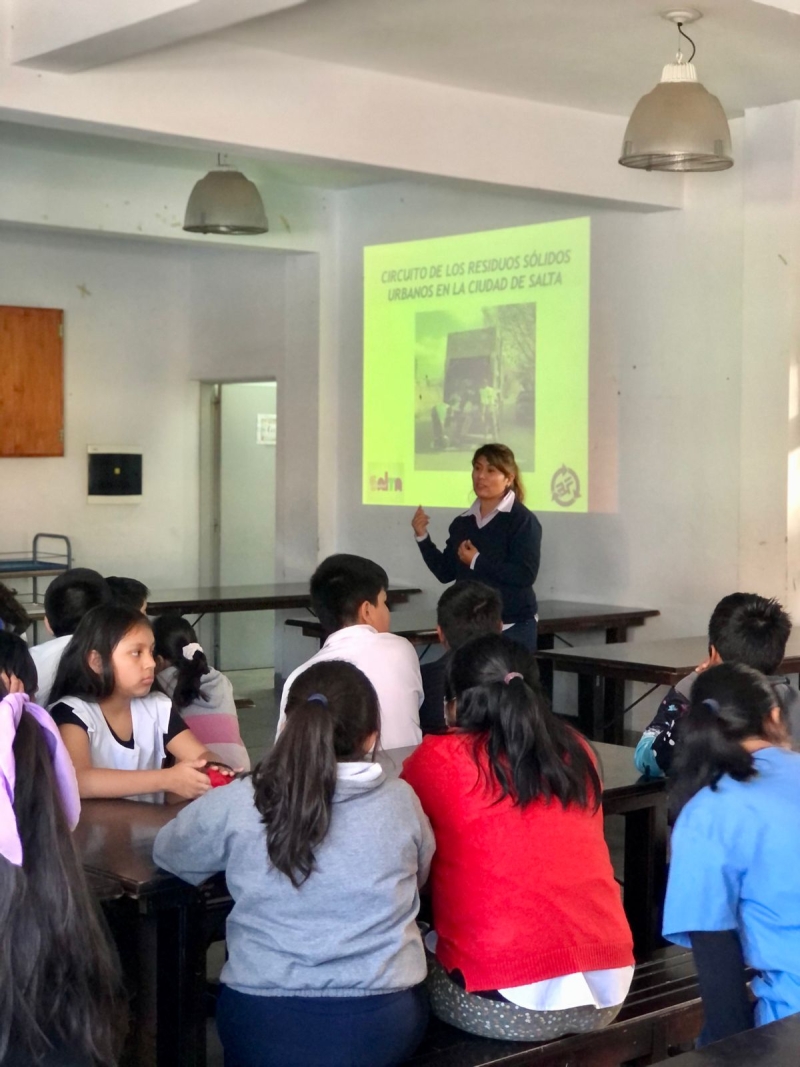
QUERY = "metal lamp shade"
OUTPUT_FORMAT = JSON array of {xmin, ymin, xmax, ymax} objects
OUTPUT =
[
  {"xmin": 619, "ymin": 81, "xmax": 733, "ymax": 172},
  {"xmin": 183, "ymin": 168, "xmax": 268, "ymax": 234}
]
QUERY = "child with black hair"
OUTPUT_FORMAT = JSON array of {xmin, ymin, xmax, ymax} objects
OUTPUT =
[
  {"xmin": 0, "ymin": 632, "xmax": 39, "ymax": 700},
  {"xmin": 0, "ymin": 661, "xmax": 123, "ymax": 1067},
  {"xmin": 153, "ymin": 614, "xmax": 249, "ymax": 771},
  {"xmin": 0, "ymin": 583, "xmax": 31, "ymax": 637},
  {"xmin": 49, "ymin": 604, "xmax": 234, "ymax": 803},
  {"xmin": 105, "ymin": 576, "xmax": 149, "ymax": 613},
  {"xmin": 277, "ymin": 554, "xmax": 423, "ymax": 749},
  {"xmin": 664, "ymin": 662, "xmax": 800, "ymax": 1045},
  {"xmin": 29, "ymin": 568, "xmax": 111, "ymax": 707},
  {"xmin": 154, "ymin": 660, "xmax": 434, "ymax": 1067},
  {"xmin": 634, "ymin": 592, "xmax": 799, "ymax": 776},
  {"xmin": 419, "ymin": 581, "xmax": 503, "ymax": 735},
  {"xmin": 402, "ymin": 633, "xmax": 633, "ymax": 1042}
]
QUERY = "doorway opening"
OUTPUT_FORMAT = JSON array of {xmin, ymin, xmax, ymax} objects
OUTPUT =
[{"xmin": 199, "ymin": 380, "xmax": 277, "ymax": 671}]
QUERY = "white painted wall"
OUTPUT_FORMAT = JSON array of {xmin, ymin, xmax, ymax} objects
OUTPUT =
[
  {"xmin": 0, "ymin": 225, "xmax": 319, "ymax": 625},
  {"xmin": 0, "ymin": 226, "xmax": 198, "ymax": 586}
]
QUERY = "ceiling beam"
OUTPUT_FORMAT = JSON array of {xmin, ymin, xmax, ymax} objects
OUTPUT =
[{"xmin": 9, "ymin": 0, "xmax": 308, "ymax": 73}]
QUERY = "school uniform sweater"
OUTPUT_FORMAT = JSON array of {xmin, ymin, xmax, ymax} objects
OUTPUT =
[
  {"xmin": 401, "ymin": 733, "xmax": 633, "ymax": 992},
  {"xmin": 153, "ymin": 767, "xmax": 435, "ymax": 997},
  {"xmin": 157, "ymin": 665, "xmax": 250, "ymax": 771},
  {"xmin": 417, "ymin": 498, "xmax": 541, "ymax": 624}
]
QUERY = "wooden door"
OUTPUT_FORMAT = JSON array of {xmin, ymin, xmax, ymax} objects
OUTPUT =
[{"xmin": 0, "ymin": 305, "xmax": 64, "ymax": 457}]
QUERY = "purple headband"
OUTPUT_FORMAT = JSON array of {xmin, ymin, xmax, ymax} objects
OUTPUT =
[{"xmin": 0, "ymin": 692, "xmax": 81, "ymax": 866}]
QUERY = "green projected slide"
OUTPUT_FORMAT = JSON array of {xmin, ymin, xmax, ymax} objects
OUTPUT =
[{"xmin": 363, "ymin": 218, "xmax": 590, "ymax": 512}]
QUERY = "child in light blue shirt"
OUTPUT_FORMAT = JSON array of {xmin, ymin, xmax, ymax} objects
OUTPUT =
[{"xmin": 663, "ymin": 662, "xmax": 800, "ymax": 1045}]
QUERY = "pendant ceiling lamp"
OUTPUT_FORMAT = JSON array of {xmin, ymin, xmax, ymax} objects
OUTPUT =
[
  {"xmin": 183, "ymin": 154, "xmax": 269, "ymax": 235},
  {"xmin": 619, "ymin": 10, "xmax": 733, "ymax": 172}
]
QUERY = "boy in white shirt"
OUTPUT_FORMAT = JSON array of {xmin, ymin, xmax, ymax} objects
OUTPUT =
[
  {"xmin": 277, "ymin": 555, "xmax": 423, "ymax": 750},
  {"xmin": 29, "ymin": 568, "xmax": 111, "ymax": 706}
]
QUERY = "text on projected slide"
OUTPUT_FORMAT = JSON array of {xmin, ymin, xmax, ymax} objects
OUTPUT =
[{"xmin": 363, "ymin": 218, "xmax": 589, "ymax": 511}]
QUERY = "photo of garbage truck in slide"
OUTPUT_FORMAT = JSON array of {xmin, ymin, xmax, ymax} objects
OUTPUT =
[{"xmin": 414, "ymin": 303, "xmax": 536, "ymax": 472}]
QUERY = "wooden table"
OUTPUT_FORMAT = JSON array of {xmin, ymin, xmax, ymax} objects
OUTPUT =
[
  {"xmin": 658, "ymin": 1012, "xmax": 800, "ymax": 1066},
  {"xmin": 79, "ymin": 743, "xmax": 665, "ymax": 1065},
  {"xmin": 379, "ymin": 741, "xmax": 667, "ymax": 961},
  {"xmin": 538, "ymin": 631, "xmax": 800, "ymax": 745},
  {"xmin": 76, "ymin": 798, "xmax": 229, "ymax": 1067},
  {"xmin": 148, "ymin": 581, "xmax": 421, "ymax": 616},
  {"xmin": 285, "ymin": 599, "xmax": 659, "ymax": 655}
]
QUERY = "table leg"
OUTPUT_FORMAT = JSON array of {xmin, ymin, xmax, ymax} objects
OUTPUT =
[
  {"xmin": 156, "ymin": 895, "xmax": 208, "ymax": 1067},
  {"xmin": 577, "ymin": 672, "xmax": 605, "ymax": 741},
  {"xmin": 537, "ymin": 633, "xmax": 555, "ymax": 700},
  {"xmin": 603, "ymin": 678, "xmax": 626, "ymax": 746},
  {"xmin": 605, "ymin": 626, "xmax": 628, "ymax": 645},
  {"xmin": 621, "ymin": 797, "xmax": 668, "ymax": 959}
]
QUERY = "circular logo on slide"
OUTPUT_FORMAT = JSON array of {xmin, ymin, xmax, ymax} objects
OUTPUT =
[{"xmin": 551, "ymin": 465, "xmax": 581, "ymax": 508}]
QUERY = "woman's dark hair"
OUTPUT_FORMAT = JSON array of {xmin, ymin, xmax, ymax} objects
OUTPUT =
[
  {"xmin": 0, "ymin": 633, "xmax": 38, "ymax": 700},
  {"xmin": 472, "ymin": 443, "xmax": 525, "ymax": 504},
  {"xmin": 0, "ymin": 584, "xmax": 31, "ymax": 637},
  {"xmin": 252, "ymin": 661, "xmax": 380, "ymax": 888},
  {"xmin": 670, "ymin": 662, "xmax": 785, "ymax": 816},
  {"xmin": 50, "ymin": 604, "xmax": 152, "ymax": 705},
  {"xmin": 152, "ymin": 615, "xmax": 209, "ymax": 708},
  {"xmin": 0, "ymin": 708, "xmax": 124, "ymax": 1064},
  {"xmin": 445, "ymin": 633, "xmax": 600, "ymax": 810}
]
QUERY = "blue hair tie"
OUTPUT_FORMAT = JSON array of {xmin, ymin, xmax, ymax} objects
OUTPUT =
[
  {"xmin": 703, "ymin": 697, "xmax": 720, "ymax": 714},
  {"xmin": 307, "ymin": 693, "xmax": 328, "ymax": 707}
]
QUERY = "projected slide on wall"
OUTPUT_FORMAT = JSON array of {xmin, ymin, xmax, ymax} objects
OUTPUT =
[{"xmin": 363, "ymin": 218, "xmax": 590, "ymax": 511}]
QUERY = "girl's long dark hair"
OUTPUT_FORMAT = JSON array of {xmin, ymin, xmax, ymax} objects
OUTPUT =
[
  {"xmin": 50, "ymin": 605, "xmax": 150, "ymax": 704},
  {"xmin": 670, "ymin": 662, "xmax": 785, "ymax": 816},
  {"xmin": 0, "ymin": 708, "xmax": 124, "ymax": 1064},
  {"xmin": 252, "ymin": 661, "xmax": 380, "ymax": 888},
  {"xmin": 152, "ymin": 615, "xmax": 209, "ymax": 709},
  {"xmin": 446, "ymin": 633, "xmax": 600, "ymax": 810}
]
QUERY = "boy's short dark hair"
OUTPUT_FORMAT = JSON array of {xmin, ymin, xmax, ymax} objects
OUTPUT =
[
  {"xmin": 708, "ymin": 592, "xmax": 792, "ymax": 675},
  {"xmin": 106, "ymin": 576, "xmax": 149, "ymax": 612},
  {"xmin": 44, "ymin": 568, "xmax": 111, "ymax": 638},
  {"xmin": 437, "ymin": 581, "xmax": 503, "ymax": 650},
  {"xmin": 310, "ymin": 554, "xmax": 388, "ymax": 634}
]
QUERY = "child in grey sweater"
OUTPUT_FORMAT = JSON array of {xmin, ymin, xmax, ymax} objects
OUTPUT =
[
  {"xmin": 153, "ymin": 614, "xmax": 250, "ymax": 771},
  {"xmin": 154, "ymin": 659, "xmax": 434, "ymax": 1067}
]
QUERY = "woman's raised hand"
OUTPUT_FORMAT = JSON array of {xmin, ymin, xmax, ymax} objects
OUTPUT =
[{"xmin": 412, "ymin": 506, "xmax": 430, "ymax": 538}]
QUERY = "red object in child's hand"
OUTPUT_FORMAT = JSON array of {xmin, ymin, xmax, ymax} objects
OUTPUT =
[{"xmin": 205, "ymin": 767, "xmax": 233, "ymax": 788}]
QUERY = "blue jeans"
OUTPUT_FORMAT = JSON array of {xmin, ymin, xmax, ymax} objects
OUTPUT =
[
  {"xmin": 502, "ymin": 618, "xmax": 538, "ymax": 652},
  {"xmin": 217, "ymin": 984, "xmax": 429, "ymax": 1067}
]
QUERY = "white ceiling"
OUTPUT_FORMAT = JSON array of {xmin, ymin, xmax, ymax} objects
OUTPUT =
[
  {"xmin": 214, "ymin": 0, "xmax": 800, "ymax": 117},
  {"xmin": 0, "ymin": 119, "xmax": 399, "ymax": 189}
]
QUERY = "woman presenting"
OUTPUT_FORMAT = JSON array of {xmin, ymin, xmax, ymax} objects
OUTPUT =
[{"xmin": 412, "ymin": 443, "xmax": 542, "ymax": 651}]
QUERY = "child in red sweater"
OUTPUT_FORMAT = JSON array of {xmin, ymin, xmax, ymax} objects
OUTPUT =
[{"xmin": 402, "ymin": 633, "xmax": 634, "ymax": 1041}]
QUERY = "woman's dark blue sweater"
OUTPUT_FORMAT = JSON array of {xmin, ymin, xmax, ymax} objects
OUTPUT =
[{"xmin": 417, "ymin": 499, "xmax": 542, "ymax": 624}]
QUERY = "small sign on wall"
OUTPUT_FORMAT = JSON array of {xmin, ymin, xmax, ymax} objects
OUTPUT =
[
  {"xmin": 256, "ymin": 413, "xmax": 276, "ymax": 446},
  {"xmin": 87, "ymin": 445, "xmax": 142, "ymax": 503}
]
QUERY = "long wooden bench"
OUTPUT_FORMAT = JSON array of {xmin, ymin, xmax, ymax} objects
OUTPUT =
[{"xmin": 403, "ymin": 948, "xmax": 704, "ymax": 1067}]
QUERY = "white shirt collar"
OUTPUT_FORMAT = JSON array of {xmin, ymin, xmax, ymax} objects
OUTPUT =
[{"xmin": 463, "ymin": 488, "xmax": 515, "ymax": 528}]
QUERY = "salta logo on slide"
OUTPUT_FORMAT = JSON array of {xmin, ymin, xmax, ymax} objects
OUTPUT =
[
  {"xmin": 368, "ymin": 464, "xmax": 405, "ymax": 499},
  {"xmin": 551, "ymin": 465, "xmax": 581, "ymax": 508}
]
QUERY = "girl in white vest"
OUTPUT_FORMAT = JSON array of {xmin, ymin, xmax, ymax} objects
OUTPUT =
[{"xmin": 50, "ymin": 605, "xmax": 234, "ymax": 803}]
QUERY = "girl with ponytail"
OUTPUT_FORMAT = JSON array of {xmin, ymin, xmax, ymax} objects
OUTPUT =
[
  {"xmin": 664, "ymin": 662, "xmax": 800, "ymax": 1045},
  {"xmin": 402, "ymin": 633, "xmax": 633, "ymax": 1042},
  {"xmin": 153, "ymin": 614, "xmax": 249, "ymax": 772},
  {"xmin": 154, "ymin": 660, "xmax": 434, "ymax": 1067}
]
